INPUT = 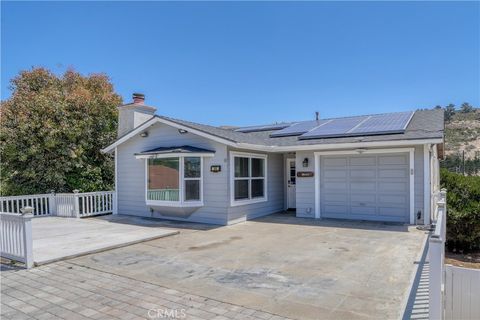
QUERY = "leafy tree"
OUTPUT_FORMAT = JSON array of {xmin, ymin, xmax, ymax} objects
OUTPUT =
[
  {"xmin": 441, "ymin": 169, "xmax": 480, "ymax": 252},
  {"xmin": 444, "ymin": 103, "xmax": 456, "ymax": 122},
  {"xmin": 460, "ymin": 102, "xmax": 474, "ymax": 113},
  {"xmin": 0, "ymin": 68, "xmax": 121, "ymax": 196}
]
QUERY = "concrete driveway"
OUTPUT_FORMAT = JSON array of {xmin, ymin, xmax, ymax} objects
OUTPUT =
[{"xmin": 69, "ymin": 213, "xmax": 427, "ymax": 320}]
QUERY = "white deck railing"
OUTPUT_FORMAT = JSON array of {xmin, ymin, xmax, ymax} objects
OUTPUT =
[
  {"xmin": 0, "ymin": 194, "xmax": 53, "ymax": 216},
  {"xmin": 0, "ymin": 213, "xmax": 33, "ymax": 268},
  {"xmin": 77, "ymin": 191, "xmax": 115, "ymax": 218},
  {"xmin": 0, "ymin": 190, "xmax": 116, "ymax": 218},
  {"xmin": 429, "ymin": 188, "xmax": 447, "ymax": 320}
]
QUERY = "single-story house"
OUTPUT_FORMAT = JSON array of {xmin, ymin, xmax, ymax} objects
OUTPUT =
[{"xmin": 102, "ymin": 93, "xmax": 444, "ymax": 226}]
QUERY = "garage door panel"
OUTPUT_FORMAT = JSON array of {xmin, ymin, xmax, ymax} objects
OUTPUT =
[
  {"xmin": 351, "ymin": 206, "xmax": 376, "ymax": 215},
  {"xmin": 378, "ymin": 207, "xmax": 406, "ymax": 217},
  {"xmin": 378, "ymin": 194, "xmax": 407, "ymax": 205},
  {"xmin": 378, "ymin": 182, "xmax": 408, "ymax": 192},
  {"xmin": 324, "ymin": 170, "xmax": 348, "ymax": 178},
  {"xmin": 323, "ymin": 193, "xmax": 348, "ymax": 202},
  {"xmin": 378, "ymin": 155, "xmax": 408, "ymax": 165},
  {"xmin": 378, "ymin": 169, "xmax": 408, "ymax": 178},
  {"xmin": 349, "ymin": 156, "xmax": 376, "ymax": 166},
  {"xmin": 323, "ymin": 205, "xmax": 348, "ymax": 214},
  {"xmin": 323, "ymin": 181, "xmax": 347, "ymax": 190},
  {"xmin": 324, "ymin": 158, "xmax": 347, "ymax": 167},
  {"xmin": 350, "ymin": 194, "xmax": 376, "ymax": 203},
  {"xmin": 320, "ymin": 153, "xmax": 410, "ymax": 223},
  {"xmin": 350, "ymin": 182, "xmax": 376, "ymax": 191},
  {"xmin": 350, "ymin": 169, "xmax": 376, "ymax": 178},
  {"xmin": 350, "ymin": 197, "xmax": 376, "ymax": 206}
]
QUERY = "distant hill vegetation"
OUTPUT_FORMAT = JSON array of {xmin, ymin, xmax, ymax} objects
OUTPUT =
[
  {"xmin": 444, "ymin": 103, "xmax": 480, "ymax": 159},
  {"xmin": 438, "ymin": 103, "xmax": 479, "ymax": 175}
]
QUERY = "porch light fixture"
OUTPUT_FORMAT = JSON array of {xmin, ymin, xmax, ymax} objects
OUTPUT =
[
  {"xmin": 303, "ymin": 158, "xmax": 309, "ymax": 167},
  {"xmin": 178, "ymin": 129, "xmax": 188, "ymax": 134},
  {"xmin": 140, "ymin": 131, "xmax": 149, "ymax": 138}
]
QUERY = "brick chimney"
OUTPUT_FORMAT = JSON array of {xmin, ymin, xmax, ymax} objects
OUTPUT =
[
  {"xmin": 132, "ymin": 93, "xmax": 145, "ymax": 104},
  {"xmin": 117, "ymin": 93, "xmax": 157, "ymax": 137}
]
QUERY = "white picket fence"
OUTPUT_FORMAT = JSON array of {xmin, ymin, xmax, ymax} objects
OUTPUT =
[
  {"xmin": 0, "ymin": 191, "xmax": 116, "ymax": 218},
  {"xmin": 0, "ymin": 213, "xmax": 33, "ymax": 268},
  {"xmin": 445, "ymin": 265, "xmax": 480, "ymax": 320},
  {"xmin": 429, "ymin": 189, "xmax": 447, "ymax": 320},
  {"xmin": 428, "ymin": 188, "xmax": 480, "ymax": 320}
]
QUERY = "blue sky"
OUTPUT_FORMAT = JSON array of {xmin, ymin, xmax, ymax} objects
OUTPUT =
[{"xmin": 2, "ymin": 1, "xmax": 479, "ymax": 126}]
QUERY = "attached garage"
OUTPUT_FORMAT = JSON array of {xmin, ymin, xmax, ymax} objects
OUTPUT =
[{"xmin": 317, "ymin": 150, "xmax": 413, "ymax": 223}]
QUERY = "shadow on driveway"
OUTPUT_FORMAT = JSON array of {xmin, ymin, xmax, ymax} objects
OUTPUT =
[{"xmin": 253, "ymin": 211, "xmax": 411, "ymax": 232}]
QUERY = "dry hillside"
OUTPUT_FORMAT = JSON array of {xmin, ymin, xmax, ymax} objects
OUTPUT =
[{"xmin": 445, "ymin": 109, "xmax": 480, "ymax": 159}]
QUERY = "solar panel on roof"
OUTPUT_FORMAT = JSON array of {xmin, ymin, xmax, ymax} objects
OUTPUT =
[
  {"xmin": 270, "ymin": 120, "xmax": 326, "ymax": 137},
  {"xmin": 234, "ymin": 123, "xmax": 291, "ymax": 133},
  {"xmin": 300, "ymin": 116, "xmax": 368, "ymax": 139},
  {"xmin": 349, "ymin": 111, "xmax": 413, "ymax": 135},
  {"xmin": 299, "ymin": 111, "xmax": 414, "ymax": 140}
]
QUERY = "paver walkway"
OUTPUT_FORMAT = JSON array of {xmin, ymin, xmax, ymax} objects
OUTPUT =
[{"xmin": 1, "ymin": 261, "xmax": 290, "ymax": 320}]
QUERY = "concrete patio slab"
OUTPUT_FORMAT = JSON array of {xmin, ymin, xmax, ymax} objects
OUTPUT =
[
  {"xmin": 68, "ymin": 213, "xmax": 428, "ymax": 320},
  {"xmin": 32, "ymin": 215, "xmax": 179, "ymax": 265}
]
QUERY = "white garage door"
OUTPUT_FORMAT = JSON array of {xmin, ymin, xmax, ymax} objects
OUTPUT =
[{"xmin": 320, "ymin": 153, "xmax": 410, "ymax": 222}]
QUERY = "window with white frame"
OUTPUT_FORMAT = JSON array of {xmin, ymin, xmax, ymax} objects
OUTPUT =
[
  {"xmin": 231, "ymin": 152, "xmax": 267, "ymax": 205},
  {"xmin": 147, "ymin": 156, "xmax": 202, "ymax": 205}
]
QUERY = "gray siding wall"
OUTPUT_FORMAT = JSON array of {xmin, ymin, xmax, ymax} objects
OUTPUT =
[
  {"xmin": 116, "ymin": 122, "xmax": 229, "ymax": 225},
  {"xmin": 295, "ymin": 146, "xmax": 426, "ymax": 224},
  {"xmin": 227, "ymin": 148, "xmax": 284, "ymax": 223},
  {"xmin": 295, "ymin": 151, "xmax": 316, "ymax": 218}
]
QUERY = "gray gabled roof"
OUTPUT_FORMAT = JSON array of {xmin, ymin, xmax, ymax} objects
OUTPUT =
[
  {"xmin": 156, "ymin": 109, "xmax": 444, "ymax": 147},
  {"xmin": 104, "ymin": 109, "xmax": 444, "ymax": 153}
]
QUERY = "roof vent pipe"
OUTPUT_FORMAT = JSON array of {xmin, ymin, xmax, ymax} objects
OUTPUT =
[{"xmin": 315, "ymin": 111, "xmax": 319, "ymax": 121}]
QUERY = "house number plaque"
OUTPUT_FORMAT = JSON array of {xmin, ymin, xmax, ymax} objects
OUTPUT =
[{"xmin": 297, "ymin": 171, "xmax": 314, "ymax": 177}]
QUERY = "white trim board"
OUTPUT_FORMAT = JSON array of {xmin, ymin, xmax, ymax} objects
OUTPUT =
[{"xmin": 313, "ymin": 148, "xmax": 415, "ymax": 224}]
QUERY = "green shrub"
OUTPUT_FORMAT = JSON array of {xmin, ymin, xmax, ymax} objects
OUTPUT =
[{"xmin": 440, "ymin": 169, "xmax": 480, "ymax": 252}]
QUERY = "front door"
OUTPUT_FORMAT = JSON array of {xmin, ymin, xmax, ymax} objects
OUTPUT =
[{"xmin": 286, "ymin": 158, "xmax": 296, "ymax": 209}]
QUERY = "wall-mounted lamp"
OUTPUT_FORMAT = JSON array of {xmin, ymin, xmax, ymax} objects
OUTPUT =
[
  {"xmin": 140, "ymin": 131, "xmax": 149, "ymax": 138},
  {"xmin": 303, "ymin": 158, "xmax": 309, "ymax": 167},
  {"xmin": 178, "ymin": 129, "xmax": 188, "ymax": 134}
]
